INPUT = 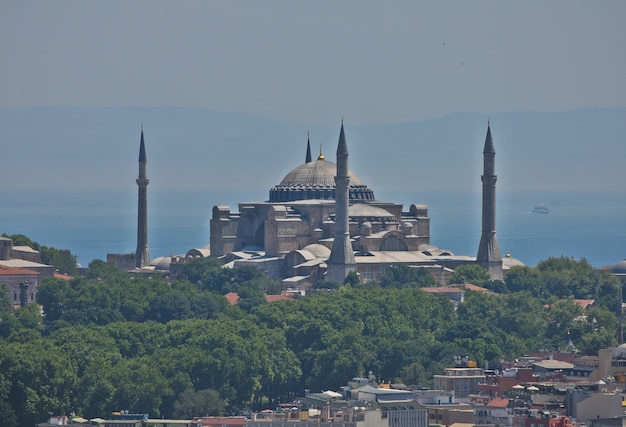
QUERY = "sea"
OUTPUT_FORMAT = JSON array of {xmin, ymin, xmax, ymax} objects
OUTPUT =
[{"xmin": 1, "ymin": 188, "xmax": 624, "ymax": 270}]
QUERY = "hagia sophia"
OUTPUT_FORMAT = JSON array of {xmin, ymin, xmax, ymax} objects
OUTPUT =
[
  {"xmin": 116, "ymin": 120, "xmax": 517, "ymax": 288},
  {"xmin": 3, "ymin": 119, "xmax": 626, "ymax": 307}
]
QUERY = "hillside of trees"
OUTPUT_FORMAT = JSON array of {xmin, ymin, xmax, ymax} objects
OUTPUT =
[{"xmin": 0, "ymin": 248, "xmax": 623, "ymax": 427}]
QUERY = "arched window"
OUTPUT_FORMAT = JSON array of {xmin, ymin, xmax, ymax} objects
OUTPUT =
[{"xmin": 379, "ymin": 234, "xmax": 408, "ymax": 251}]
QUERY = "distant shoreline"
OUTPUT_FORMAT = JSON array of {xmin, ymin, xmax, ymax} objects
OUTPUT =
[{"xmin": 2, "ymin": 188, "xmax": 624, "ymax": 270}]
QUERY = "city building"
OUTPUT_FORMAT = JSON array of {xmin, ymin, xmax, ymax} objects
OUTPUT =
[
  {"xmin": 0, "ymin": 235, "xmax": 59, "ymax": 306},
  {"xmin": 0, "ymin": 263, "xmax": 39, "ymax": 307},
  {"xmin": 433, "ymin": 360, "xmax": 486, "ymax": 398}
]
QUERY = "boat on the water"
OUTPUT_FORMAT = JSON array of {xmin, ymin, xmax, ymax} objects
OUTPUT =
[{"xmin": 532, "ymin": 204, "xmax": 550, "ymax": 214}]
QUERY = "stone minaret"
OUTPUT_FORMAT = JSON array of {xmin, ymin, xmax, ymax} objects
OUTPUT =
[
  {"xmin": 476, "ymin": 122, "xmax": 503, "ymax": 280},
  {"xmin": 135, "ymin": 125, "xmax": 151, "ymax": 268},
  {"xmin": 326, "ymin": 122, "xmax": 357, "ymax": 283}
]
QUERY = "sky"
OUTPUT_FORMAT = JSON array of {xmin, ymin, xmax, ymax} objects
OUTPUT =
[{"xmin": 1, "ymin": 1, "xmax": 625, "ymax": 126}]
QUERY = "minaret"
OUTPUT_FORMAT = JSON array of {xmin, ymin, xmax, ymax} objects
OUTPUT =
[
  {"xmin": 476, "ymin": 122, "xmax": 503, "ymax": 280},
  {"xmin": 305, "ymin": 131, "xmax": 312, "ymax": 163},
  {"xmin": 326, "ymin": 122, "xmax": 357, "ymax": 283},
  {"xmin": 135, "ymin": 125, "xmax": 150, "ymax": 268}
]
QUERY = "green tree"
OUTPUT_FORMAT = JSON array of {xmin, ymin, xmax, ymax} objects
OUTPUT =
[
  {"xmin": 1, "ymin": 234, "xmax": 35, "ymax": 247},
  {"xmin": 14, "ymin": 303, "xmax": 43, "ymax": 332},
  {"xmin": 173, "ymin": 388, "xmax": 225, "ymax": 418},
  {"xmin": 0, "ymin": 282, "xmax": 12, "ymax": 311},
  {"xmin": 448, "ymin": 264, "xmax": 491, "ymax": 286},
  {"xmin": 40, "ymin": 247, "xmax": 77, "ymax": 275},
  {"xmin": 237, "ymin": 285, "xmax": 266, "ymax": 312},
  {"xmin": 505, "ymin": 265, "xmax": 545, "ymax": 298},
  {"xmin": 36, "ymin": 277, "xmax": 70, "ymax": 322},
  {"xmin": 379, "ymin": 265, "xmax": 436, "ymax": 288},
  {"xmin": 344, "ymin": 271, "xmax": 360, "ymax": 286},
  {"xmin": 0, "ymin": 338, "xmax": 78, "ymax": 427},
  {"xmin": 110, "ymin": 357, "xmax": 171, "ymax": 416}
]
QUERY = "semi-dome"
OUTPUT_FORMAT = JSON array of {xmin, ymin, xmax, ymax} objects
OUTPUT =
[
  {"xmin": 269, "ymin": 152, "xmax": 375, "ymax": 202},
  {"xmin": 348, "ymin": 203, "xmax": 397, "ymax": 223},
  {"xmin": 302, "ymin": 243, "xmax": 331, "ymax": 259}
]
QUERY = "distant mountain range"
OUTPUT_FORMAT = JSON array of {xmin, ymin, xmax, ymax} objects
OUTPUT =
[{"xmin": 1, "ymin": 107, "xmax": 624, "ymax": 196}]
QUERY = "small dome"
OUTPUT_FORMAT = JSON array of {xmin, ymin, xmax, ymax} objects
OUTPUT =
[
  {"xmin": 302, "ymin": 244, "xmax": 331, "ymax": 259},
  {"xmin": 149, "ymin": 256, "xmax": 171, "ymax": 270},
  {"xmin": 613, "ymin": 344, "xmax": 626, "ymax": 358},
  {"xmin": 418, "ymin": 243, "xmax": 454, "ymax": 257},
  {"xmin": 612, "ymin": 259, "xmax": 626, "ymax": 274},
  {"xmin": 186, "ymin": 247, "xmax": 210, "ymax": 258},
  {"xmin": 503, "ymin": 254, "xmax": 525, "ymax": 268},
  {"xmin": 361, "ymin": 221, "xmax": 372, "ymax": 229}
]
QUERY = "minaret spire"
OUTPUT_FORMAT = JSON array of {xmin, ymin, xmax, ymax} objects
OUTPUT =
[
  {"xmin": 476, "ymin": 121, "xmax": 502, "ymax": 280},
  {"xmin": 326, "ymin": 121, "xmax": 357, "ymax": 283},
  {"xmin": 135, "ymin": 126, "xmax": 150, "ymax": 268},
  {"xmin": 305, "ymin": 131, "xmax": 312, "ymax": 163}
]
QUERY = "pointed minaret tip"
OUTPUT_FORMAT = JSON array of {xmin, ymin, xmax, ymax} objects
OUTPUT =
[
  {"xmin": 337, "ymin": 120, "xmax": 348, "ymax": 155},
  {"xmin": 305, "ymin": 131, "xmax": 312, "ymax": 163},
  {"xmin": 139, "ymin": 126, "xmax": 147, "ymax": 162},
  {"xmin": 483, "ymin": 121, "xmax": 495, "ymax": 154}
]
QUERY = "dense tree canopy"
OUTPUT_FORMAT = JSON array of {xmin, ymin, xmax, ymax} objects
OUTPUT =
[
  {"xmin": 448, "ymin": 264, "xmax": 491, "ymax": 286},
  {"xmin": 506, "ymin": 257, "xmax": 621, "ymax": 309},
  {"xmin": 0, "ymin": 250, "xmax": 622, "ymax": 427}
]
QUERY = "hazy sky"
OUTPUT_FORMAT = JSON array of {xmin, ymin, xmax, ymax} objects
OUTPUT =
[{"xmin": 1, "ymin": 1, "xmax": 625, "ymax": 126}]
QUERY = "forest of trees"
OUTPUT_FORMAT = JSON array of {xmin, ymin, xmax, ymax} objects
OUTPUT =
[{"xmin": 0, "ymin": 243, "xmax": 623, "ymax": 427}]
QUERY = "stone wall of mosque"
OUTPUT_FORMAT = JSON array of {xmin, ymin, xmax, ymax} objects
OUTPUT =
[{"xmin": 106, "ymin": 253, "xmax": 136, "ymax": 271}]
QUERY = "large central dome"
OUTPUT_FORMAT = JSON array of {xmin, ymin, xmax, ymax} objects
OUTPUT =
[
  {"xmin": 279, "ymin": 158, "xmax": 363, "ymax": 187},
  {"xmin": 269, "ymin": 151, "xmax": 375, "ymax": 202}
]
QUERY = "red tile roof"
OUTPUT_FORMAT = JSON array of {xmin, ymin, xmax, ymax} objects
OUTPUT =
[
  {"xmin": 54, "ymin": 272, "xmax": 73, "ymax": 280},
  {"xmin": 265, "ymin": 294, "xmax": 295, "ymax": 303},
  {"xmin": 193, "ymin": 417, "xmax": 248, "ymax": 427},
  {"xmin": 486, "ymin": 397, "xmax": 509, "ymax": 408},
  {"xmin": 458, "ymin": 283, "xmax": 498, "ymax": 295},
  {"xmin": 0, "ymin": 264, "xmax": 39, "ymax": 276},
  {"xmin": 224, "ymin": 292, "xmax": 240, "ymax": 305},
  {"xmin": 225, "ymin": 292, "xmax": 296, "ymax": 305},
  {"xmin": 574, "ymin": 299, "xmax": 595, "ymax": 309}
]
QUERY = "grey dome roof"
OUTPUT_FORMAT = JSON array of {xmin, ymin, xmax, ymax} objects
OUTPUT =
[
  {"xmin": 503, "ymin": 255, "xmax": 525, "ymax": 268},
  {"xmin": 348, "ymin": 204, "xmax": 397, "ymax": 222},
  {"xmin": 269, "ymin": 158, "xmax": 375, "ymax": 202},
  {"xmin": 279, "ymin": 159, "xmax": 364, "ymax": 187},
  {"xmin": 149, "ymin": 256, "xmax": 171, "ymax": 270},
  {"xmin": 302, "ymin": 243, "xmax": 331, "ymax": 259},
  {"xmin": 613, "ymin": 259, "xmax": 626, "ymax": 274}
]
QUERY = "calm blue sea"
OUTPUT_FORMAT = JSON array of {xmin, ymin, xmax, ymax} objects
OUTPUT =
[{"xmin": 0, "ymin": 189, "xmax": 624, "ymax": 269}]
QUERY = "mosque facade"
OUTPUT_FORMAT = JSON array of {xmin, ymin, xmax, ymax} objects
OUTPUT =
[{"xmin": 201, "ymin": 123, "xmax": 505, "ymax": 286}]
